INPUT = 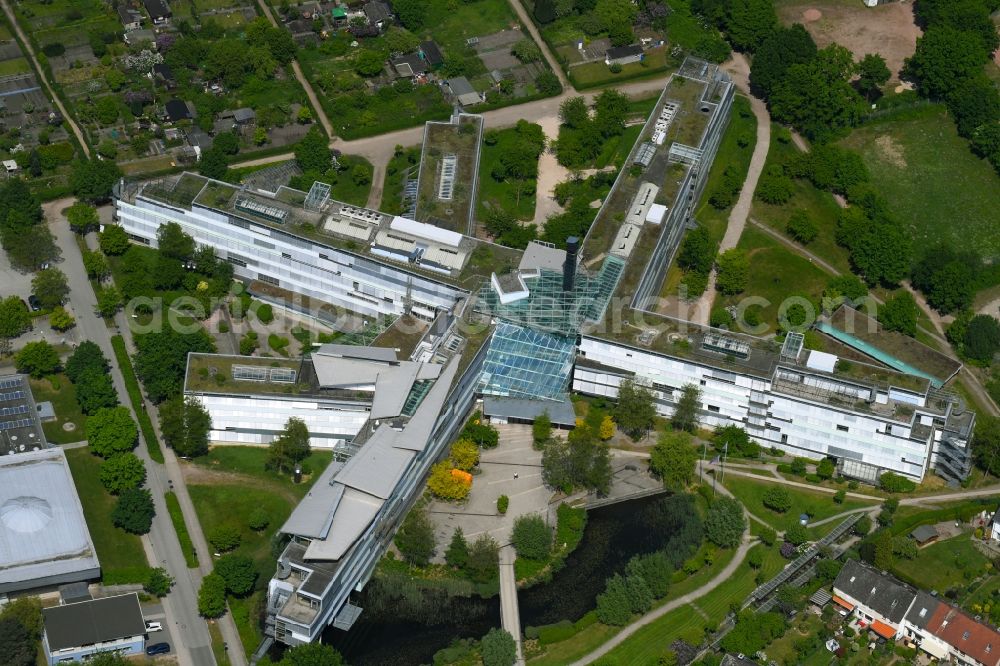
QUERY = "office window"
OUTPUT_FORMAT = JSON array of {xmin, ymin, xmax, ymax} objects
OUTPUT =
[
  {"xmin": 836, "ymin": 424, "xmax": 849, "ymax": 432},
  {"xmin": 258, "ymin": 273, "xmax": 279, "ymax": 286},
  {"xmin": 707, "ymin": 405, "xmax": 720, "ymax": 413}
]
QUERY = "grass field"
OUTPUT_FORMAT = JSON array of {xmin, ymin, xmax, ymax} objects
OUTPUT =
[
  {"xmin": 723, "ymin": 476, "xmax": 878, "ymax": 534},
  {"xmin": 186, "ymin": 446, "xmax": 333, "ymax": 653},
  {"xmin": 752, "ymin": 127, "xmax": 852, "ymax": 273},
  {"xmin": 379, "ymin": 146, "xmax": 421, "ymax": 214},
  {"xmin": 0, "ymin": 57, "xmax": 30, "ymax": 76},
  {"xmin": 713, "ymin": 225, "xmax": 833, "ymax": 334},
  {"xmin": 839, "ymin": 104, "xmax": 1000, "ymax": 259},
  {"xmin": 326, "ymin": 155, "xmax": 374, "ymax": 207},
  {"xmin": 165, "ymin": 491, "xmax": 198, "ymax": 568},
  {"xmin": 892, "ymin": 533, "xmax": 990, "ymax": 593},
  {"xmin": 30, "ymin": 374, "xmax": 87, "ymax": 444},
  {"xmin": 64, "ymin": 447, "xmax": 148, "ymax": 582},
  {"xmin": 477, "ymin": 125, "xmax": 541, "ymax": 222}
]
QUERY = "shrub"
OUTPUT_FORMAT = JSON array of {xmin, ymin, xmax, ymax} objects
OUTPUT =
[
  {"xmin": 248, "ymin": 508, "xmax": 270, "ymax": 531},
  {"xmin": 880, "ymin": 471, "xmax": 916, "ymax": 493},
  {"xmin": 497, "ymin": 495, "xmax": 509, "ymax": 514},
  {"xmin": 255, "ymin": 302, "xmax": 274, "ymax": 324},
  {"xmin": 208, "ymin": 526, "xmax": 241, "ymax": 553},
  {"xmin": 762, "ymin": 486, "xmax": 792, "ymax": 513},
  {"xmin": 785, "ymin": 524, "xmax": 810, "ymax": 546},
  {"xmin": 512, "ymin": 514, "xmax": 552, "ymax": 560},
  {"xmin": 111, "ymin": 488, "xmax": 155, "ymax": 534}
]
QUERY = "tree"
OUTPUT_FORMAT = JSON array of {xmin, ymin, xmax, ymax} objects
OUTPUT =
[
  {"xmin": 599, "ymin": 415, "xmax": 615, "ymax": 440},
  {"xmin": 134, "ymin": 328, "xmax": 215, "ymax": 402},
  {"xmin": 209, "ymin": 526, "xmax": 241, "ymax": 553},
  {"xmin": 786, "ymin": 210, "xmax": 817, "ymax": 244},
  {"xmin": 450, "ymin": 438, "xmax": 480, "ymax": 471},
  {"xmin": 715, "ymin": 248, "xmax": 749, "ymax": 295},
  {"xmin": 71, "ymin": 159, "xmax": 122, "ymax": 203},
  {"xmin": 197, "ymin": 573, "xmax": 228, "ymax": 618},
  {"xmin": 855, "ymin": 514, "xmax": 872, "ymax": 535},
  {"xmin": 724, "ymin": 0, "xmax": 778, "ymax": 53},
  {"xmin": 159, "ymin": 396, "xmax": 212, "ymax": 458},
  {"xmin": 511, "ymin": 514, "xmax": 552, "ymax": 560},
  {"xmin": 0, "ymin": 618, "xmax": 35, "ymax": 666},
  {"xmin": 873, "ymin": 529, "xmax": 894, "ymax": 569},
  {"xmin": 466, "ymin": 534, "xmax": 500, "ymax": 583},
  {"xmin": 66, "ymin": 202, "xmax": 99, "ymax": 233},
  {"xmin": 95, "ymin": 285, "xmax": 124, "ymax": 317},
  {"xmin": 905, "ymin": 26, "xmax": 990, "ymax": 100},
  {"xmin": 785, "ymin": 523, "xmax": 810, "ymax": 545},
  {"xmin": 560, "ymin": 96, "xmax": 590, "ymax": 130},
  {"xmin": 816, "ymin": 457, "xmax": 835, "ymax": 479},
  {"xmin": 705, "ymin": 497, "xmax": 746, "ymax": 548},
  {"xmin": 445, "ymin": 527, "xmax": 469, "ymax": 569},
  {"xmin": 511, "ymin": 39, "xmax": 542, "ymax": 63},
  {"xmin": 615, "ymin": 378, "xmax": 657, "ymax": 439},
  {"xmin": 215, "ymin": 554, "xmax": 257, "ymax": 596},
  {"xmin": 31, "ymin": 268, "xmax": 69, "ymax": 309},
  {"xmin": 533, "ymin": 410, "xmax": 552, "ymax": 445},
  {"xmin": 0, "ymin": 296, "xmax": 30, "ymax": 339},
  {"xmin": 82, "ymin": 249, "xmax": 110, "ymax": 280},
  {"xmin": 3, "ymin": 224, "xmax": 58, "ymax": 271},
  {"xmin": 0, "ymin": 597, "xmax": 42, "ymax": 639},
  {"xmin": 99, "ymin": 452, "xmax": 146, "ymax": 494},
  {"xmin": 156, "ymin": 222, "xmax": 195, "ymax": 261},
  {"xmin": 248, "ymin": 508, "xmax": 270, "ymax": 532},
  {"xmin": 280, "ymin": 643, "xmax": 345, "ymax": 666},
  {"xmin": 879, "ymin": 471, "xmax": 916, "ymax": 493},
  {"xmin": 15, "ymin": 341, "xmax": 60, "ymax": 378},
  {"xmin": 75, "ymin": 367, "xmax": 119, "ymax": 414},
  {"xmin": 747, "ymin": 547, "xmax": 764, "ymax": 569},
  {"xmin": 949, "ymin": 75, "xmax": 1000, "ymax": 139},
  {"xmin": 534, "ymin": 0, "xmax": 557, "ymax": 23},
  {"xmin": 856, "ymin": 53, "xmax": 890, "ymax": 101},
  {"xmin": 749, "ymin": 25, "xmax": 818, "ymax": 98},
  {"xmin": 833, "ymin": 489, "xmax": 846, "ymax": 504},
  {"xmin": 99, "ymin": 225, "xmax": 130, "ymax": 255},
  {"xmin": 626, "ymin": 550, "xmax": 673, "ymax": 598},
  {"xmin": 672, "ymin": 384, "xmax": 701, "ymax": 432},
  {"xmin": 144, "ymin": 567, "xmax": 174, "ymax": 597},
  {"xmin": 198, "ymin": 146, "xmax": 229, "ymax": 180},
  {"xmin": 481, "ymin": 627, "xmax": 517, "ymax": 666},
  {"xmin": 535, "ymin": 70, "xmax": 562, "ymax": 96},
  {"xmin": 427, "ymin": 460, "xmax": 471, "ymax": 500},
  {"xmin": 758, "ymin": 525, "xmax": 777, "ymax": 546},
  {"xmin": 295, "ymin": 127, "xmax": 331, "ymax": 173},
  {"xmin": 878, "ymin": 292, "xmax": 919, "ymax": 336},
  {"xmin": 762, "ymin": 486, "xmax": 792, "ymax": 512},
  {"xmin": 650, "ymin": 430, "xmax": 698, "ymax": 490},
  {"xmin": 714, "ymin": 425, "xmax": 758, "ymax": 458},
  {"xmin": 354, "ymin": 50, "xmax": 386, "ymax": 77},
  {"xmin": 112, "ymin": 487, "xmax": 155, "ymax": 534},
  {"xmin": 86, "ymin": 407, "xmax": 138, "ymax": 457},
  {"xmin": 395, "ymin": 504, "xmax": 435, "ymax": 566},
  {"xmin": 213, "ymin": 131, "xmax": 240, "ymax": 156},
  {"xmin": 964, "ymin": 315, "xmax": 1000, "ymax": 363}
]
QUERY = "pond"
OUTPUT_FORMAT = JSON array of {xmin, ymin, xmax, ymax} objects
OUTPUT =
[{"xmin": 327, "ymin": 492, "xmax": 692, "ymax": 665}]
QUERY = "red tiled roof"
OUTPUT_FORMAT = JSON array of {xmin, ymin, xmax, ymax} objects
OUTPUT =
[
  {"xmin": 833, "ymin": 595, "xmax": 854, "ymax": 611},
  {"xmin": 927, "ymin": 604, "xmax": 1000, "ymax": 666}
]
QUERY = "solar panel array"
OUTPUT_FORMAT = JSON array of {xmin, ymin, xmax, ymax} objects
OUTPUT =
[
  {"xmin": 0, "ymin": 390, "xmax": 25, "ymax": 402},
  {"xmin": 0, "ymin": 418, "xmax": 33, "ymax": 431},
  {"xmin": 269, "ymin": 367, "xmax": 296, "ymax": 383},
  {"xmin": 702, "ymin": 332, "xmax": 751, "ymax": 359},
  {"xmin": 0, "ymin": 404, "xmax": 29, "ymax": 417},
  {"xmin": 232, "ymin": 365, "xmax": 297, "ymax": 384},
  {"xmin": 0, "ymin": 377, "xmax": 21, "ymax": 390}
]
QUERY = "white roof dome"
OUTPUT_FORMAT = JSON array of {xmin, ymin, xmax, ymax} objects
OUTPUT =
[{"xmin": 1, "ymin": 496, "xmax": 54, "ymax": 533}]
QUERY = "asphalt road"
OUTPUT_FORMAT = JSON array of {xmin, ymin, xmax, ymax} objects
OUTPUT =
[{"xmin": 46, "ymin": 199, "xmax": 215, "ymax": 666}]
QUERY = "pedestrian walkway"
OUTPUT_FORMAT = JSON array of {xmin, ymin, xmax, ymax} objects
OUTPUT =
[{"xmin": 499, "ymin": 544, "xmax": 525, "ymax": 666}]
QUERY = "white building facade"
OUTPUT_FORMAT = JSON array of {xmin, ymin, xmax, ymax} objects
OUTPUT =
[{"xmin": 574, "ymin": 335, "xmax": 973, "ymax": 483}]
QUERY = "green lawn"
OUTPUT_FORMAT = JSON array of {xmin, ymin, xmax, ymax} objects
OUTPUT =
[
  {"xmin": 30, "ymin": 374, "xmax": 87, "ymax": 444},
  {"xmin": 714, "ymin": 225, "xmax": 833, "ymax": 335},
  {"xmin": 724, "ymin": 477, "xmax": 878, "ymax": 534},
  {"xmin": 326, "ymin": 155, "xmax": 374, "ymax": 207},
  {"xmin": 380, "ymin": 146, "xmax": 421, "ymax": 214},
  {"xmin": 839, "ymin": 104, "xmax": 1000, "ymax": 259},
  {"xmin": 477, "ymin": 125, "xmax": 541, "ymax": 222},
  {"xmin": 186, "ymin": 446, "xmax": 333, "ymax": 653},
  {"xmin": 165, "ymin": 491, "xmax": 198, "ymax": 568},
  {"xmin": 892, "ymin": 533, "xmax": 990, "ymax": 593},
  {"xmin": 597, "ymin": 546, "xmax": 786, "ymax": 665},
  {"xmin": 751, "ymin": 127, "xmax": 852, "ymax": 272},
  {"xmin": 568, "ymin": 47, "xmax": 672, "ymax": 89},
  {"xmin": 64, "ymin": 447, "xmax": 149, "ymax": 582}
]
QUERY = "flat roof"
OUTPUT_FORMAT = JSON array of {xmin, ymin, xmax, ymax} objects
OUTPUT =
[
  {"xmin": 43, "ymin": 593, "xmax": 145, "ymax": 652},
  {"xmin": 482, "ymin": 395, "xmax": 576, "ymax": 426},
  {"xmin": 0, "ymin": 374, "xmax": 46, "ymax": 455},
  {"xmin": 0, "ymin": 448, "xmax": 100, "ymax": 593}
]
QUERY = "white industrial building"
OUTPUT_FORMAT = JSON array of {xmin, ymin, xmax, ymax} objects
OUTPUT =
[
  {"xmin": 573, "ymin": 328, "xmax": 974, "ymax": 484},
  {"xmin": 112, "ymin": 174, "xmax": 475, "ymax": 323}
]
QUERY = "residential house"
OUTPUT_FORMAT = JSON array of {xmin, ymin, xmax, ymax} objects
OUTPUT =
[
  {"xmin": 901, "ymin": 591, "xmax": 952, "ymax": 663},
  {"xmin": 41, "ymin": 593, "xmax": 146, "ymax": 665},
  {"xmin": 832, "ymin": 560, "xmax": 914, "ymax": 639},
  {"xmin": 363, "ymin": 1, "xmax": 392, "ymax": 30},
  {"xmin": 165, "ymin": 99, "xmax": 195, "ymax": 123},
  {"xmin": 605, "ymin": 44, "xmax": 643, "ymax": 67},
  {"xmin": 391, "ymin": 53, "xmax": 427, "ymax": 78},
  {"xmin": 153, "ymin": 63, "xmax": 175, "ymax": 88},
  {"xmin": 142, "ymin": 0, "xmax": 171, "ymax": 24},
  {"xmin": 420, "ymin": 40, "xmax": 444, "ymax": 68},
  {"xmin": 910, "ymin": 524, "xmax": 939, "ymax": 546},
  {"xmin": 991, "ymin": 506, "xmax": 1000, "ymax": 541},
  {"xmin": 117, "ymin": 4, "xmax": 142, "ymax": 31}
]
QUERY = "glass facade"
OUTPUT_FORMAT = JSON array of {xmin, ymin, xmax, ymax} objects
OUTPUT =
[
  {"xmin": 476, "ymin": 255, "xmax": 625, "ymax": 336},
  {"xmin": 477, "ymin": 323, "xmax": 577, "ymax": 400}
]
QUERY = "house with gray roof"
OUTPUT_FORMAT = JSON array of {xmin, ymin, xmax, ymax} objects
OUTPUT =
[
  {"xmin": 42, "ymin": 593, "xmax": 146, "ymax": 665},
  {"xmin": 833, "ymin": 559, "xmax": 915, "ymax": 639},
  {"xmin": 446, "ymin": 77, "xmax": 482, "ymax": 106}
]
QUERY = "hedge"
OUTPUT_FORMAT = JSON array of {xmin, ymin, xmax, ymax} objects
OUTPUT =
[
  {"xmin": 111, "ymin": 335, "xmax": 164, "ymax": 463},
  {"xmin": 165, "ymin": 491, "xmax": 198, "ymax": 568}
]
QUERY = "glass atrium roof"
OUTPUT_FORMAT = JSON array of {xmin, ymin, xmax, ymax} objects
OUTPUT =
[{"xmin": 477, "ymin": 323, "xmax": 577, "ymax": 400}]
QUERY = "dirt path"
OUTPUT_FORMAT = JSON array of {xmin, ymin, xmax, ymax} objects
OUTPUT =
[
  {"xmin": 504, "ymin": 0, "xmax": 571, "ymax": 92},
  {"xmin": 748, "ymin": 217, "xmax": 840, "ymax": 275},
  {"xmin": 902, "ymin": 280, "xmax": 953, "ymax": 335},
  {"xmin": 0, "ymin": 0, "xmax": 91, "ymax": 158},
  {"xmin": 532, "ymin": 114, "xmax": 569, "ymax": 226},
  {"xmin": 691, "ymin": 55, "xmax": 771, "ymax": 325},
  {"xmin": 254, "ymin": 0, "xmax": 334, "ymax": 137}
]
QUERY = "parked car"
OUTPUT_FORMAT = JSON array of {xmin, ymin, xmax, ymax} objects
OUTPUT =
[
  {"xmin": 146, "ymin": 642, "xmax": 170, "ymax": 656},
  {"xmin": 27, "ymin": 295, "xmax": 41, "ymax": 311},
  {"xmin": 145, "ymin": 621, "xmax": 162, "ymax": 632}
]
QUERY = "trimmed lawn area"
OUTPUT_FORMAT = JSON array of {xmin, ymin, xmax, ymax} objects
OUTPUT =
[
  {"xmin": 477, "ymin": 125, "xmax": 541, "ymax": 222},
  {"xmin": 325, "ymin": 155, "xmax": 374, "ymax": 207},
  {"xmin": 839, "ymin": 104, "xmax": 1000, "ymax": 259},
  {"xmin": 30, "ymin": 374, "xmax": 86, "ymax": 444},
  {"xmin": 892, "ymin": 533, "xmax": 990, "ymax": 593},
  {"xmin": 751, "ymin": 126, "xmax": 851, "ymax": 272},
  {"xmin": 380, "ymin": 146, "xmax": 421, "ymax": 214},
  {"xmin": 165, "ymin": 491, "xmax": 198, "ymax": 568},
  {"xmin": 185, "ymin": 446, "xmax": 333, "ymax": 653},
  {"xmin": 64, "ymin": 447, "xmax": 148, "ymax": 582},
  {"xmin": 724, "ymin": 477, "xmax": 878, "ymax": 534},
  {"xmin": 713, "ymin": 225, "xmax": 833, "ymax": 335}
]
